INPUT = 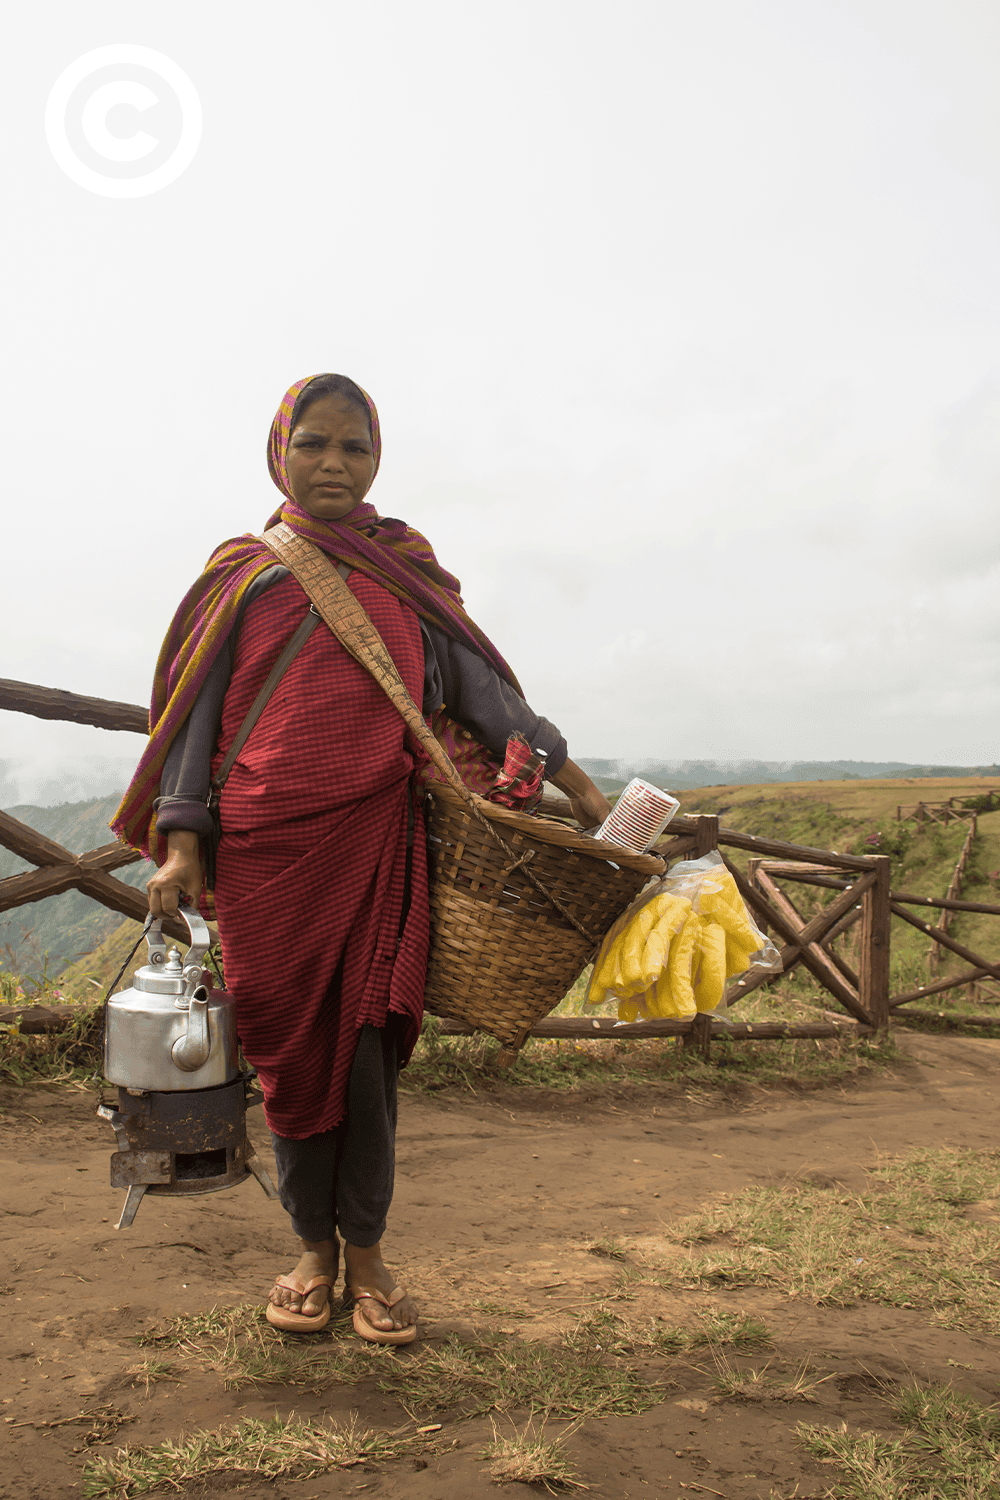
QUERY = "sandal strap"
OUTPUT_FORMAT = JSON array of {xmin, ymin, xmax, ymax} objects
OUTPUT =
[
  {"xmin": 347, "ymin": 1285, "xmax": 406, "ymax": 1310},
  {"xmin": 273, "ymin": 1273, "xmax": 334, "ymax": 1298}
]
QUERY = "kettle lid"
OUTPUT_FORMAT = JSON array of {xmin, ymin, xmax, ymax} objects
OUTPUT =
[{"xmin": 130, "ymin": 906, "xmax": 212, "ymax": 1000}]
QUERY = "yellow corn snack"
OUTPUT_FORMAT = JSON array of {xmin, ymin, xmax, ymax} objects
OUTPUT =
[
  {"xmin": 667, "ymin": 913, "xmax": 698, "ymax": 1017},
  {"xmin": 700, "ymin": 890, "xmax": 760, "ymax": 952},
  {"xmin": 639, "ymin": 895, "xmax": 692, "ymax": 989},
  {"xmin": 725, "ymin": 932, "xmax": 759, "ymax": 977},
  {"xmin": 590, "ymin": 913, "xmax": 629, "ymax": 995},
  {"xmin": 590, "ymin": 938, "xmax": 615, "ymax": 991},
  {"xmin": 640, "ymin": 970, "xmax": 667, "ymax": 1017},
  {"xmin": 693, "ymin": 918, "xmax": 727, "ymax": 1012},
  {"xmin": 620, "ymin": 900, "xmax": 662, "ymax": 990}
]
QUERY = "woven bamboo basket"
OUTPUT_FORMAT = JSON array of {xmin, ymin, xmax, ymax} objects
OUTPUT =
[
  {"xmin": 253, "ymin": 527, "xmax": 665, "ymax": 1062},
  {"xmin": 422, "ymin": 785, "xmax": 665, "ymax": 1057}
]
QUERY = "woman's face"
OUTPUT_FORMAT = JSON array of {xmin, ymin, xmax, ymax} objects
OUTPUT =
[{"xmin": 285, "ymin": 395, "xmax": 377, "ymax": 520}]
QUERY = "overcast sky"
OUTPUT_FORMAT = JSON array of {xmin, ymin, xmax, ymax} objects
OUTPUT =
[{"xmin": 2, "ymin": 0, "xmax": 998, "ymax": 805}]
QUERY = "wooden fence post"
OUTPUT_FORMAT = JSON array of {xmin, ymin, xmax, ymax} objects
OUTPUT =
[
  {"xmin": 681, "ymin": 818, "xmax": 720, "ymax": 1061},
  {"xmin": 692, "ymin": 814, "xmax": 719, "ymax": 858},
  {"xmin": 859, "ymin": 854, "xmax": 891, "ymax": 1032}
]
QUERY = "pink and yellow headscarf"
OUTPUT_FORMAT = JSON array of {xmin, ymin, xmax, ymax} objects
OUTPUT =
[{"xmin": 266, "ymin": 374, "xmax": 382, "ymax": 500}]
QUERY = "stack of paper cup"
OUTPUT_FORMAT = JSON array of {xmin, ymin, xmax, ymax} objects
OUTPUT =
[{"xmin": 594, "ymin": 778, "xmax": 680, "ymax": 854}]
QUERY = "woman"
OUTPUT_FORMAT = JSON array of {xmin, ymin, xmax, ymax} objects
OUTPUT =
[{"xmin": 114, "ymin": 374, "xmax": 611, "ymax": 1343}]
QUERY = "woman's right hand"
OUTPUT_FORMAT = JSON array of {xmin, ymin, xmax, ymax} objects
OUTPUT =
[
  {"xmin": 548, "ymin": 758, "xmax": 613, "ymax": 830},
  {"xmin": 147, "ymin": 830, "xmax": 203, "ymax": 919}
]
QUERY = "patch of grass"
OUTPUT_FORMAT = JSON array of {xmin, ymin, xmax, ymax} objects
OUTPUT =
[
  {"xmin": 405, "ymin": 1015, "xmax": 891, "ymax": 1099},
  {"xmin": 653, "ymin": 1308, "xmax": 774, "ymax": 1355},
  {"xmin": 0, "ymin": 998, "xmax": 104, "ymax": 1086},
  {"xmin": 137, "ymin": 1301, "xmax": 259, "ymax": 1349},
  {"xmin": 799, "ymin": 1381, "xmax": 1000, "ymax": 1498},
  {"xmin": 482, "ymin": 1418, "xmax": 587, "ymax": 1491},
  {"xmin": 82, "ymin": 1413, "xmax": 418, "ymax": 1498},
  {"xmin": 138, "ymin": 1301, "xmax": 370, "ymax": 1392},
  {"xmin": 373, "ymin": 1328, "xmax": 660, "ymax": 1420},
  {"xmin": 473, "ymin": 1298, "xmax": 530, "ymax": 1321},
  {"xmin": 712, "ymin": 1356, "xmax": 773, "ymax": 1402},
  {"xmin": 660, "ymin": 1146, "xmax": 1000, "ymax": 1333},
  {"xmin": 712, "ymin": 1355, "xmax": 827, "ymax": 1403},
  {"xmin": 123, "ymin": 1359, "xmax": 178, "ymax": 1396},
  {"xmin": 137, "ymin": 1305, "xmax": 662, "ymax": 1419},
  {"xmin": 587, "ymin": 1237, "xmax": 628, "ymax": 1261},
  {"xmin": 697, "ymin": 1308, "xmax": 774, "ymax": 1350}
]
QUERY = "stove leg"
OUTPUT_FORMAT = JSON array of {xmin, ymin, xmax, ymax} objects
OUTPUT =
[
  {"xmin": 246, "ymin": 1147, "xmax": 279, "ymax": 1200},
  {"xmin": 116, "ymin": 1185, "xmax": 148, "ymax": 1229}
]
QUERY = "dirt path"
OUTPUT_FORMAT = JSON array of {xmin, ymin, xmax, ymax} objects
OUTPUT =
[{"xmin": 3, "ymin": 1032, "xmax": 999, "ymax": 1499}]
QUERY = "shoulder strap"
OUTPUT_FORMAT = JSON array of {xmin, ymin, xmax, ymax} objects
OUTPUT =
[
  {"xmin": 212, "ymin": 604, "xmax": 320, "ymax": 794},
  {"xmin": 257, "ymin": 524, "xmax": 472, "ymax": 802}
]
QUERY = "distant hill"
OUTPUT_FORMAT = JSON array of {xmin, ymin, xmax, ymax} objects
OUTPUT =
[
  {"xmin": 577, "ymin": 758, "xmax": 1000, "ymax": 794},
  {"xmin": 0, "ymin": 794, "xmax": 153, "ymax": 982}
]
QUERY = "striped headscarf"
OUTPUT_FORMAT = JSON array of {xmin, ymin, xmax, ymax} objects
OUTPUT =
[{"xmin": 112, "ymin": 374, "xmax": 520, "ymax": 855}]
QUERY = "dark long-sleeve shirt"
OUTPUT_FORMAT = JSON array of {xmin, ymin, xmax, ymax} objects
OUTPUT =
[{"xmin": 154, "ymin": 566, "xmax": 567, "ymax": 835}]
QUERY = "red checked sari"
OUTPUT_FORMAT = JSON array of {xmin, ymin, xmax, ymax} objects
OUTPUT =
[{"xmin": 210, "ymin": 570, "xmax": 429, "ymax": 1138}]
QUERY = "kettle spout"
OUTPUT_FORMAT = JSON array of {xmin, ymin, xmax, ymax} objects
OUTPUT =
[{"xmin": 171, "ymin": 987, "xmax": 212, "ymax": 1072}]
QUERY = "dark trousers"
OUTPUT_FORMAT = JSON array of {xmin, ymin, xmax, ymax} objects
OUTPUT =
[{"xmin": 270, "ymin": 1022, "xmax": 400, "ymax": 1247}]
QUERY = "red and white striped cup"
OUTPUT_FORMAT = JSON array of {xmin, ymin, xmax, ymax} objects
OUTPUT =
[{"xmin": 595, "ymin": 778, "xmax": 680, "ymax": 854}]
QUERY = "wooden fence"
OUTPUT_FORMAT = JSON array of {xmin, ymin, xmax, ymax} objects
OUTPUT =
[
  {"xmin": 0, "ymin": 678, "xmax": 186, "ymax": 945},
  {"xmin": 896, "ymin": 798, "xmax": 976, "ymax": 827},
  {"xmin": 2, "ymin": 675, "xmax": 999, "ymax": 1056},
  {"xmin": 928, "ymin": 815, "xmax": 977, "ymax": 974}
]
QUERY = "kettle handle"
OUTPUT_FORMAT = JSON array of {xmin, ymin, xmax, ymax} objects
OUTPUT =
[{"xmin": 146, "ymin": 903, "xmax": 211, "ymax": 991}]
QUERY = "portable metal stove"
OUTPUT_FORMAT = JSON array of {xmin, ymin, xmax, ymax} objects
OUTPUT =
[{"xmin": 97, "ymin": 906, "xmax": 278, "ymax": 1229}]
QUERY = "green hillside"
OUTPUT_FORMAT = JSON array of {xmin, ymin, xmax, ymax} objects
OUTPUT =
[
  {"xmin": 0, "ymin": 794, "xmax": 153, "ymax": 984},
  {"xmin": 675, "ymin": 775, "xmax": 1000, "ymax": 1002}
]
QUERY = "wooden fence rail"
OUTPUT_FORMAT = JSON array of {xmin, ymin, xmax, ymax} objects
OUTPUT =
[
  {"xmin": 929, "ymin": 816, "xmax": 977, "ymax": 972},
  {"xmin": 0, "ymin": 677, "xmax": 148, "ymax": 735},
  {"xmin": 4, "ymin": 676, "xmax": 998, "ymax": 1045},
  {"xmin": 896, "ymin": 798, "xmax": 976, "ymax": 827}
]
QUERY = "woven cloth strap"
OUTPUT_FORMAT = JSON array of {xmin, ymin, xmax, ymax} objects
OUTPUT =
[{"xmin": 257, "ymin": 523, "xmax": 598, "ymax": 941}]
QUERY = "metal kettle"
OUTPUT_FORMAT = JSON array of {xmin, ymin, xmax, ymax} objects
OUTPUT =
[{"xmin": 104, "ymin": 906, "xmax": 238, "ymax": 1092}]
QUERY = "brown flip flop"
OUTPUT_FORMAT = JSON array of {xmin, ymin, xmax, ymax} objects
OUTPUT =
[
  {"xmin": 265, "ymin": 1272, "xmax": 334, "ymax": 1332},
  {"xmin": 346, "ymin": 1285, "xmax": 417, "ymax": 1345}
]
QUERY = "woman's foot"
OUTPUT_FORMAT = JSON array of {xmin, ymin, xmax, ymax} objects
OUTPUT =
[
  {"xmin": 268, "ymin": 1237, "xmax": 339, "ymax": 1318},
  {"xmin": 344, "ymin": 1241, "xmax": 418, "ymax": 1334}
]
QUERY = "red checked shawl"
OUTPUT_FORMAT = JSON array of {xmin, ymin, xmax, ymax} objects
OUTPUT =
[{"xmin": 211, "ymin": 571, "xmax": 430, "ymax": 1137}]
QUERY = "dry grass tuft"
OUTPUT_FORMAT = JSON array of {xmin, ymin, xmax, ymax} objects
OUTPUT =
[
  {"xmin": 123, "ymin": 1359, "xmax": 178, "ymax": 1396},
  {"xmin": 82, "ymin": 1412, "xmax": 419, "ymax": 1497},
  {"xmin": 376, "ymin": 1327, "xmax": 658, "ymax": 1420},
  {"xmin": 482, "ymin": 1417, "xmax": 588, "ymax": 1492},
  {"xmin": 799, "ymin": 1382, "xmax": 1000, "ymax": 1498},
  {"xmin": 659, "ymin": 1146, "xmax": 1000, "ymax": 1333},
  {"xmin": 587, "ymin": 1236, "xmax": 629, "ymax": 1261},
  {"xmin": 712, "ymin": 1355, "xmax": 829, "ymax": 1404}
]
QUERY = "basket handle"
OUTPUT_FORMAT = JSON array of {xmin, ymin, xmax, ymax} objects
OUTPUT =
[{"xmin": 257, "ymin": 524, "xmax": 599, "ymax": 942}]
